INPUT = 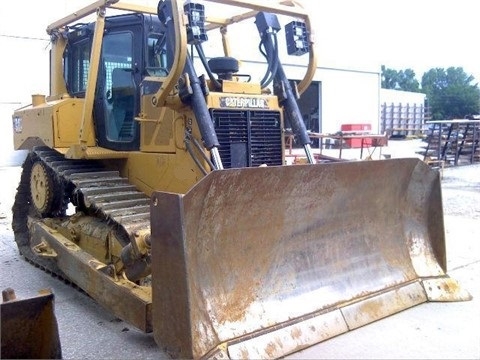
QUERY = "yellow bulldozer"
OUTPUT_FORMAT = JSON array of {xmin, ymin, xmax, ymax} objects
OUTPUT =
[{"xmin": 10, "ymin": 0, "xmax": 471, "ymax": 358}]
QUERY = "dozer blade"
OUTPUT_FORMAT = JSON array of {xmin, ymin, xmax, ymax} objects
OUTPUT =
[
  {"xmin": 1, "ymin": 288, "xmax": 62, "ymax": 359},
  {"xmin": 150, "ymin": 158, "xmax": 471, "ymax": 359}
]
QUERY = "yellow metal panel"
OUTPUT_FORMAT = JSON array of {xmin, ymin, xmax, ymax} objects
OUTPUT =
[
  {"xmin": 12, "ymin": 98, "xmax": 97, "ymax": 151},
  {"xmin": 139, "ymin": 103, "xmax": 178, "ymax": 153},
  {"xmin": 13, "ymin": 104, "xmax": 55, "ymax": 149},
  {"xmin": 221, "ymin": 80, "xmax": 261, "ymax": 94},
  {"xmin": 53, "ymin": 99, "xmax": 95, "ymax": 147},
  {"xmin": 59, "ymin": 146, "xmax": 129, "ymax": 159},
  {"xmin": 124, "ymin": 152, "xmax": 206, "ymax": 196}
]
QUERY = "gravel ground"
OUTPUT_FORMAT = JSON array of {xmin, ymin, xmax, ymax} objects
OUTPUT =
[
  {"xmin": 442, "ymin": 165, "xmax": 480, "ymax": 219},
  {"xmin": 1, "ymin": 145, "xmax": 479, "ymax": 359}
]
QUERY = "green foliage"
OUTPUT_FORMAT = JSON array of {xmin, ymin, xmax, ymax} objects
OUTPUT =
[
  {"xmin": 421, "ymin": 67, "xmax": 480, "ymax": 119},
  {"xmin": 381, "ymin": 65, "xmax": 420, "ymax": 92},
  {"xmin": 382, "ymin": 66, "xmax": 480, "ymax": 120}
]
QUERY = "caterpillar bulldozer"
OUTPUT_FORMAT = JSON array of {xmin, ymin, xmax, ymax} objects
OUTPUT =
[{"xmin": 10, "ymin": 0, "xmax": 471, "ymax": 358}]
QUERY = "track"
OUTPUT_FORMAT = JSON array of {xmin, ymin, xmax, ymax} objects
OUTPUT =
[{"xmin": 12, "ymin": 146, "xmax": 151, "ymax": 277}]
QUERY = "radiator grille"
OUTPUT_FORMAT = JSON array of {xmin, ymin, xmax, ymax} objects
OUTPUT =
[{"xmin": 211, "ymin": 109, "xmax": 283, "ymax": 168}]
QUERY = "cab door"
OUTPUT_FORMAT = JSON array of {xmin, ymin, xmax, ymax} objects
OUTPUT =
[{"xmin": 94, "ymin": 17, "xmax": 143, "ymax": 151}]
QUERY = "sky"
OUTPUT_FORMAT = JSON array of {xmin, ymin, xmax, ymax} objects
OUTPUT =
[
  {"xmin": 312, "ymin": 0, "xmax": 480, "ymax": 82},
  {"xmin": 0, "ymin": 0, "xmax": 479, "ymax": 104}
]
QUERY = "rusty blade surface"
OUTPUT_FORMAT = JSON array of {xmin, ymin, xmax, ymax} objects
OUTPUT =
[
  {"xmin": 150, "ymin": 158, "xmax": 454, "ymax": 359},
  {"xmin": 1, "ymin": 289, "xmax": 62, "ymax": 359}
]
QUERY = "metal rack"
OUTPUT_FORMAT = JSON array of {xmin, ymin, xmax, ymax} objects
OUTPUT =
[
  {"xmin": 422, "ymin": 119, "xmax": 480, "ymax": 167},
  {"xmin": 381, "ymin": 102, "xmax": 428, "ymax": 138}
]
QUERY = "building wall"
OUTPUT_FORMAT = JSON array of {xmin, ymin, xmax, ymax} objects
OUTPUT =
[{"xmin": 315, "ymin": 67, "xmax": 381, "ymax": 134}]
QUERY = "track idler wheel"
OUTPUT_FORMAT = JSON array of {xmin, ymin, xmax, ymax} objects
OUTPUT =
[
  {"xmin": 29, "ymin": 160, "xmax": 66, "ymax": 218},
  {"xmin": 30, "ymin": 161, "xmax": 54, "ymax": 216}
]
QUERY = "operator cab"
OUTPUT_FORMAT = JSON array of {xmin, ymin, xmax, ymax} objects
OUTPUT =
[{"xmin": 63, "ymin": 13, "xmax": 168, "ymax": 151}]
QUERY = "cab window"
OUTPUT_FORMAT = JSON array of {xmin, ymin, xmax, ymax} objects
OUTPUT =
[{"xmin": 145, "ymin": 33, "xmax": 169, "ymax": 77}]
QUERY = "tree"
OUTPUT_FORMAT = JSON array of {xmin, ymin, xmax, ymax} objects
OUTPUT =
[
  {"xmin": 381, "ymin": 65, "xmax": 420, "ymax": 92},
  {"xmin": 421, "ymin": 67, "xmax": 480, "ymax": 120}
]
